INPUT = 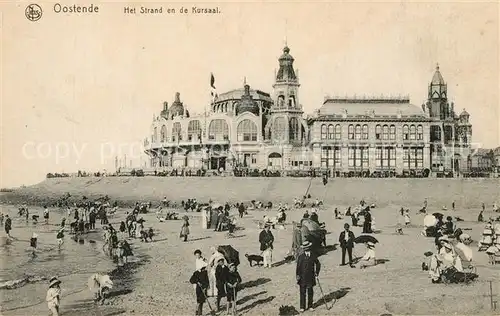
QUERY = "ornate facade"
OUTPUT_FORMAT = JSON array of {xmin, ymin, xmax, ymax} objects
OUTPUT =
[{"xmin": 143, "ymin": 46, "xmax": 472, "ymax": 176}]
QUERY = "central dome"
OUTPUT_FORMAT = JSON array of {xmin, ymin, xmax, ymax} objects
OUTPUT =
[
  {"xmin": 169, "ymin": 92, "xmax": 185, "ymax": 117},
  {"xmin": 236, "ymin": 83, "xmax": 259, "ymax": 116}
]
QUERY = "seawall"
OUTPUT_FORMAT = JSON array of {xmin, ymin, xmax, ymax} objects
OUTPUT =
[{"xmin": 1, "ymin": 177, "xmax": 499, "ymax": 209}]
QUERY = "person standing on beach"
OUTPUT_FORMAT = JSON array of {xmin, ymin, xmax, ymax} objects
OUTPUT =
[
  {"xmin": 43, "ymin": 207, "xmax": 49, "ymax": 224},
  {"xmin": 339, "ymin": 223, "xmax": 355, "ymax": 267},
  {"xmin": 296, "ymin": 241, "xmax": 321, "ymax": 312},
  {"xmin": 25, "ymin": 207, "xmax": 29, "ymax": 223},
  {"xmin": 4, "ymin": 215, "xmax": 12, "ymax": 238},
  {"xmin": 189, "ymin": 263, "xmax": 210, "ymax": 316},
  {"xmin": 452, "ymin": 201, "xmax": 455, "ymax": 211},
  {"xmin": 57, "ymin": 229, "xmax": 64, "ymax": 249},
  {"xmin": 259, "ymin": 223, "xmax": 274, "ymax": 268},
  {"xmin": 180, "ymin": 217, "xmax": 190, "ymax": 242},
  {"xmin": 30, "ymin": 232, "xmax": 38, "ymax": 256},
  {"xmin": 46, "ymin": 277, "xmax": 61, "ymax": 316},
  {"xmin": 0, "ymin": 213, "xmax": 4, "ymax": 226},
  {"xmin": 404, "ymin": 210, "xmax": 411, "ymax": 226}
]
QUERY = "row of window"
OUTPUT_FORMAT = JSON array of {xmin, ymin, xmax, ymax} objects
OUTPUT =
[
  {"xmin": 320, "ymin": 124, "xmax": 424, "ymax": 141},
  {"xmin": 152, "ymin": 119, "xmax": 258, "ymax": 143},
  {"xmin": 320, "ymin": 147, "xmax": 424, "ymax": 169}
]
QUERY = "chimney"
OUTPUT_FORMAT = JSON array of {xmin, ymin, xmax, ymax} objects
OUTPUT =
[{"xmin": 163, "ymin": 102, "xmax": 168, "ymax": 111}]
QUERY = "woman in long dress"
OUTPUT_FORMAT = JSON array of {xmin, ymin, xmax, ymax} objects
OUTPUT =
[
  {"xmin": 201, "ymin": 207, "xmax": 209, "ymax": 229},
  {"xmin": 207, "ymin": 247, "xmax": 225, "ymax": 297}
]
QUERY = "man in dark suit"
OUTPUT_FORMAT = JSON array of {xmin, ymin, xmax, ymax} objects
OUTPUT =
[
  {"xmin": 296, "ymin": 241, "xmax": 321, "ymax": 312},
  {"xmin": 259, "ymin": 223, "xmax": 274, "ymax": 268},
  {"xmin": 339, "ymin": 223, "xmax": 355, "ymax": 267},
  {"xmin": 363, "ymin": 208, "xmax": 372, "ymax": 233}
]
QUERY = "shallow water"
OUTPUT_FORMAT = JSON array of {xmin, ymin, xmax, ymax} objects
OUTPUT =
[{"xmin": 0, "ymin": 205, "xmax": 117, "ymax": 313}]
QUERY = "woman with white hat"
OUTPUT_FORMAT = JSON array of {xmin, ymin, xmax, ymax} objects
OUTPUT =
[
  {"xmin": 359, "ymin": 242, "xmax": 376, "ymax": 269},
  {"xmin": 46, "ymin": 277, "xmax": 61, "ymax": 316}
]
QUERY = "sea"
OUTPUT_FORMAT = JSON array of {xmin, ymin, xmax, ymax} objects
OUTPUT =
[{"xmin": 0, "ymin": 204, "xmax": 118, "ymax": 314}]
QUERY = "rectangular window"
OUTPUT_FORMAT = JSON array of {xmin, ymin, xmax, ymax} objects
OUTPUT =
[
  {"xmin": 375, "ymin": 147, "xmax": 395, "ymax": 168},
  {"xmin": 321, "ymin": 147, "xmax": 341, "ymax": 168},
  {"xmin": 348, "ymin": 147, "xmax": 368, "ymax": 168},
  {"xmin": 251, "ymin": 154, "xmax": 257, "ymax": 164},
  {"xmin": 403, "ymin": 147, "xmax": 424, "ymax": 169}
]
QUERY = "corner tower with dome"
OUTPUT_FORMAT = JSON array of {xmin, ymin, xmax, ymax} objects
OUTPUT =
[{"xmin": 142, "ymin": 45, "xmax": 473, "ymax": 177}]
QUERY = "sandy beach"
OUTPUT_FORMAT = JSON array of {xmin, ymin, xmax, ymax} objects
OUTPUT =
[{"xmin": 1, "ymin": 178, "xmax": 500, "ymax": 315}]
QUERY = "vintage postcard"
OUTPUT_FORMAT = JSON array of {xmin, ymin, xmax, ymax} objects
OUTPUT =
[{"xmin": 1, "ymin": 1, "xmax": 499, "ymax": 315}]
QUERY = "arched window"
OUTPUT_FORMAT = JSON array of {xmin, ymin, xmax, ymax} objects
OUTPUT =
[
  {"xmin": 348, "ymin": 125, "xmax": 354, "ymax": 140},
  {"xmin": 238, "ymin": 119, "xmax": 258, "ymax": 142},
  {"xmin": 389, "ymin": 125, "xmax": 396, "ymax": 140},
  {"xmin": 355, "ymin": 125, "xmax": 362, "ymax": 140},
  {"xmin": 417, "ymin": 125, "xmax": 423, "ymax": 140},
  {"xmin": 321, "ymin": 124, "xmax": 327, "ymax": 140},
  {"xmin": 277, "ymin": 95, "xmax": 285, "ymax": 108},
  {"xmin": 382, "ymin": 125, "xmax": 389, "ymax": 140},
  {"xmin": 160, "ymin": 125, "xmax": 167, "ymax": 142},
  {"xmin": 288, "ymin": 95, "xmax": 296, "ymax": 108},
  {"xmin": 328, "ymin": 124, "xmax": 334, "ymax": 140},
  {"xmin": 172, "ymin": 123, "xmax": 182, "ymax": 142},
  {"xmin": 208, "ymin": 119, "xmax": 229, "ymax": 141},
  {"xmin": 410, "ymin": 125, "xmax": 416, "ymax": 140},
  {"xmin": 362, "ymin": 124, "xmax": 369, "ymax": 140},
  {"xmin": 187, "ymin": 120, "xmax": 201, "ymax": 141},
  {"xmin": 335, "ymin": 125, "xmax": 341, "ymax": 140},
  {"xmin": 375, "ymin": 125, "xmax": 382, "ymax": 140},
  {"xmin": 403, "ymin": 125, "xmax": 409, "ymax": 140},
  {"xmin": 153, "ymin": 127, "xmax": 158, "ymax": 143},
  {"xmin": 289, "ymin": 117, "xmax": 300, "ymax": 141},
  {"xmin": 273, "ymin": 117, "xmax": 287, "ymax": 142}
]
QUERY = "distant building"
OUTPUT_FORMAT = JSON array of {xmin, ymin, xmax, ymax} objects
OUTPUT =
[
  {"xmin": 469, "ymin": 148, "xmax": 493, "ymax": 171},
  {"xmin": 143, "ymin": 45, "xmax": 473, "ymax": 176}
]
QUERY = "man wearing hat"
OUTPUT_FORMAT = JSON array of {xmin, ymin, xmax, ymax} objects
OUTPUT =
[
  {"xmin": 310, "ymin": 209, "xmax": 319, "ymax": 224},
  {"xmin": 296, "ymin": 241, "xmax": 321, "ymax": 312},
  {"xmin": 338, "ymin": 223, "xmax": 355, "ymax": 267},
  {"xmin": 259, "ymin": 223, "xmax": 274, "ymax": 268},
  {"xmin": 46, "ymin": 277, "xmax": 61, "ymax": 316}
]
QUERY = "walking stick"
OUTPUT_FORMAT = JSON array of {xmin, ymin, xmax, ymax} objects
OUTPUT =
[
  {"xmin": 315, "ymin": 276, "xmax": 331, "ymax": 310},
  {"xmin": 197, "ymin": 283, "xmax": 216, "ymax": 315}
]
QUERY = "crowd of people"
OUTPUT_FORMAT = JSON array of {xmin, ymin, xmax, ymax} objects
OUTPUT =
[{"xmin": 3, "ymin": 194, "xmax": 500, "ymax": 315}]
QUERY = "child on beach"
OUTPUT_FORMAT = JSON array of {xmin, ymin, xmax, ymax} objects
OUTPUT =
[
  {"xmin": 4, "ymin": 215, "xmax": 12, "ymax": 238},
  {"xmin": 225, "ymin": 263, "xmax": 242, "ymax": 315},
  {"xmin": 180, "ymin": 217, "xmax": 190, "ymax": 242},
  {"xmin": 46, "ymin": 277, "xmax": 61, "ymax": 316},
  {"xmin": 57, "ymin": 229, "xmax": 64, "ymax": 249},
  {"xmin": 43, "ymin": 207, "xmax": 49, "ymax": 224},
  {"xmin": 215, "ymin": 258, "xmax": 228, "ymax": 311},
  {"xmin": 30, "ymin": 233, "xmax": 38, "ymax": 256},
  {"xmin": 189, "ymin": 263, "xmax": 210, "ymax": 316},
  {"xmin": 404, "ymin": 210, "xmax": 411, "ymax": 226}
]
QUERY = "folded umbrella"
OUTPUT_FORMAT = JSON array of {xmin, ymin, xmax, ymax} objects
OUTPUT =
[{"xmin": 353, "ymin": 235, "xmax": 378, "ymax": 244}]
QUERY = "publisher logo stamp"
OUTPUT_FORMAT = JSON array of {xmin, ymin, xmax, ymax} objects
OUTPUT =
[{"xmin": 25, "ymin": 4, "xmax": 42, "ymax": 21}]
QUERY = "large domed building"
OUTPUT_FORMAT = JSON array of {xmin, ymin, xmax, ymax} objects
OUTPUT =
[{"xmin": 143, "ymin": 46, "xmax": 472, "ymax": 176}]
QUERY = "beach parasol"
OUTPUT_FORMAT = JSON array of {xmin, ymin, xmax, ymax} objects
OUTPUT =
[
  {"xmin": 353, "ymin": 235, "xmax": 378, "ymax": 244},
  {"xmin": 424, "ymin": 214, "xmax": 437, "ymax": 227},
  {"xmin": 218, "ymin": 245, "xmax": 240, "ymax": 266},
  {"xmin": 455, "ymin": 243, "xmax": 473, "ymax": 262}
]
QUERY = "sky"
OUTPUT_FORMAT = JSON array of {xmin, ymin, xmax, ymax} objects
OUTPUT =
[{"xmin": 1, "ymin": 1, "xmax": 499, "ymax": 187}]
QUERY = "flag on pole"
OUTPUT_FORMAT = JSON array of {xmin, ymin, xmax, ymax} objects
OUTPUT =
[{"xmin": 210, "ymin": 73, "xmax": 218, "ymax": 104}]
